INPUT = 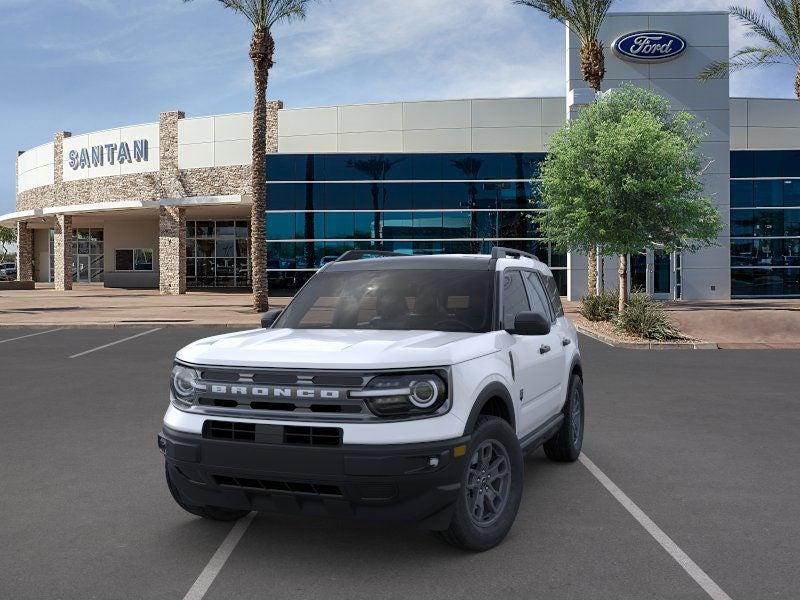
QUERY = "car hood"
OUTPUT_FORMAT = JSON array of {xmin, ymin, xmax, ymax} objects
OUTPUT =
[{"xmin": 176, "ymin": 328, "xmax": 500, "ymax": 369}]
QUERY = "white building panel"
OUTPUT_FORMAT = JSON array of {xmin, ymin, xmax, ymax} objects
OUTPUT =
[
  {"xmin": 471, "ymin": 98, "xmax": 542, "ymax": 128},
  {"xmin": 338, "ymin": 130, "xmax": 404, "ymax": 152},
  {"xmin": 338, "ymin": 103, "xmax": 403, "ymax": 133},
  {"xmin": 541, "ymin": 98, "xmax": 566, "ymax": 127},
  {"xmin": 729, "ymin": 99, "xmax": 748, "ymax": 127},
  {"xmin": 648, "ymin": 12, "xmax": 729, "ymax": 48},
  {"xmin": 747, "ymin": 98, "xmax": 800, "ymax": 128},
  {"xmin": 178, "ymin": 142, "xmax": 214, "ymax": 170},
  {"xmin": 278, "ymin": 134, "xmax": 338, "ymax": 153},
  {"xmin": 472, "ymin": 127, "xmax": 543, "ymax": 152},
  {"xmin": 214, "ymin": 113, "xmax": 252, "ymax": 142},
  {"xmin": 214, "ymin": 139, "xmax": 250, "ymax": 167},
  {"xmin": 278, "ymin": 107, "xmax": 338, "ymax": 137},
  {"xmin": 746, "ymin": 127, "xmax": 800, "ymax": 150},
  {"xmin": 179, "ymin": 117, "xmax": 214, "ymax": 145},
  {"xmin": 403, "ymin": 100, "xmax": 471, "ymax": 130},
  {"xmin": 402, "ymin": 128, "xmax": 471, "ymax": 153}
]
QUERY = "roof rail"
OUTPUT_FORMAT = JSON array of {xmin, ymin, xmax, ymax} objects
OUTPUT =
[
  {"xmin": 490, "ymin": 247, "xmax": 539, "ymax": 262},
  {"xmin": 335, "ymin": 250, "xmax": 405, "ymax": 262}
]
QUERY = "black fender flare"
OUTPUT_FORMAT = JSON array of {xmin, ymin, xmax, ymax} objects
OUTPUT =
[{"xmin": 463, "ymin": 381, "xmax": 516, "ymax": 435}]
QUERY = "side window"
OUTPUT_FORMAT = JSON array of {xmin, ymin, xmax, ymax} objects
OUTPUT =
[
  {"xmin": 522, "ymin": 271, "xmax": 553, "ymax": 321},
  {"xmin": 540, "ymin": 273, "xmax": 565, "ymax": 318},
  {"xmin": 502, "ymin": 271, "xmax": 531, "ymax": 328}
]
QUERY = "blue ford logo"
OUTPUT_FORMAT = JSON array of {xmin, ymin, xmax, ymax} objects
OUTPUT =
[{"xmin": 613, "ymin": 31, "xmax": 687, "ymax": 62}]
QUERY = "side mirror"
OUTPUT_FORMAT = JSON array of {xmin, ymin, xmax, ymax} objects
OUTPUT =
[
  {"xmin": 509, "ymin": 311, "xmax": 551, "ymax": 336},
  {"xmin": 260, "ymin": 309, "xmax": 283, "ymax": 329}
]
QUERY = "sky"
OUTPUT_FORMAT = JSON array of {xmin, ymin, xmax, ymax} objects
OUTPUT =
[{"xmin": 0, "ymin": 0, "xmax": 797, "ymax": 216}]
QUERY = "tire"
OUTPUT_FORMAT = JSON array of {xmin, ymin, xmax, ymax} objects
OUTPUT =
[
  {"xmin": 543, "ymin": 374, "xmax": 584, "ymax": 463},
  {"xmin": 437, "ymin": 416, "xmax": 523, "ymax": 551},
  {"xmin": 165, "ymin": 463, "xmax": 249, "ymax": 522}
]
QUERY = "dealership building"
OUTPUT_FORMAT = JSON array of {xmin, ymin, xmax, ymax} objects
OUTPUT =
[{"xmin": 4, "ymin": 10, "xmax": 800, "ymax": 299}]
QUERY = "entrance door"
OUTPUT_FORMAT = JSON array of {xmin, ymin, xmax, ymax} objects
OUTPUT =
[
  {"xmin": 652, "ymin": 250, "xmax": 672, "ymax": 298},
  {"xmin": 77, "ymin": 256, "xmax": 90, "ymax": 282},
  {"xmin": 630, "ymin": 253, "xmax": 647, "ymax": 293}
]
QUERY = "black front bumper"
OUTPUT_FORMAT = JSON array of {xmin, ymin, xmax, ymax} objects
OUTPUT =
[{"xmin": 159, "ymin": 426, "xmax": 470, "ymax": 530}]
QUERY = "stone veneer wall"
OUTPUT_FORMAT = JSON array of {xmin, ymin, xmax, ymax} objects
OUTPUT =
[
  {"xmin": 15, "ymin": 222, "xmax": 33, "ymax": 281},
  {"xmin": 53, "ymin": 214, "xmax": 73, "ymax": 291}
]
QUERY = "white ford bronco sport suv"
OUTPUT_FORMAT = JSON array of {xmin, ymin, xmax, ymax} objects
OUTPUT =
[{"xmin": 160, "ymin": 248, "xmax": 584, "ymax": 551}]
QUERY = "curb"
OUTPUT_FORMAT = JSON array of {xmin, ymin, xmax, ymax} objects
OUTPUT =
[{"xmin": 574, "ymin": 323, "xmax": 718, "ymax": 350}]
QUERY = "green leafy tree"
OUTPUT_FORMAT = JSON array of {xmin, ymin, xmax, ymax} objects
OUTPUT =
[
  {"xmin": 515, "ymin": 0, "xmax": 616, "ymax": 294},
  {"xmin": 0, "ymin": 226, "xmax": 15, "ymax": 263},
  {"xmin": 537, "ymin": 85, "xmax": 722, "ymax": 313},
  {"xmin": 699, "ymin": 2, "xmax": 800, "ymax": 100},
  {"xmin": 184, "ymin": 0, "xmax": 315, "ymax": 311}
]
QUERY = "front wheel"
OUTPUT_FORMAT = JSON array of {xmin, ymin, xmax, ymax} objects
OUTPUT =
[
  {"xmin": 437, "ymin": 416, "xmax": 523, "ymax": 551},
  {"xmin": 543, "ymin": 374, "xmax": 584, "ymax": 462},
  {"xmin": 165, "ymin": 463, "xmax": 249, "ymax": 522}
]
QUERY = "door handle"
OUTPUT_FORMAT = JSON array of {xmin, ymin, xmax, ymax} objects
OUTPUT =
[
  {"xmin": 539, "ymin": 344, "xmax": 551, "ymax": 354},
  {"xmin": 562, "ymin": 338, "xmax": 571, "ymax": 346}
]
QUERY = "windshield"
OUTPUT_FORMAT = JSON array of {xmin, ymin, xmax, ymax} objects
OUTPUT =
[{"xmin": 275, "ymin": 269, "xmax": 496, "ymax": 332}]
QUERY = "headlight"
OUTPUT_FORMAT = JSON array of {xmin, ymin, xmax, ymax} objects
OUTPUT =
[
  {"xmin": 352, "ymin": 372, "xmax": 448, "ymax": 418},
  {"xmin": 171, "ymin": 364, "xmax": 200, "ymax": 408}
]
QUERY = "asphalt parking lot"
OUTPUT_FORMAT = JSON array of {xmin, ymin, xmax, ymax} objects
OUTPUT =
[{"xmin": 1, "ymin": 327, "xmax": 798, "ymax": 600}]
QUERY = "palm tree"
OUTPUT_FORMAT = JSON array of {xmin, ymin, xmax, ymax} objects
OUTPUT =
[
  {"xmin": 699, "ymin": 2, "xmax": 800, "ymax": 101},
  {"xmin": 185, "ymin": 0, "xmax": 314, "ymax": 312},
  {"xmin": 515, "ymin": 0, "xmax": 615, "ymax": 295}
]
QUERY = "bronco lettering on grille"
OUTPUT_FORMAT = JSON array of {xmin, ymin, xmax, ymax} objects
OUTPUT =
[{"xmin": 205, "ymin": 384, "xmax": 342, "ymax": 400}]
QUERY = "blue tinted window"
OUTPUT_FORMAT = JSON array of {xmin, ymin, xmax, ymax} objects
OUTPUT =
[
  {"xmin": 783, "ymin": 180, "xmax": 800, "ymax": 207},
  {"xmin": 730, "ymin": 181, "xmax": 753, "ymax": 208},
  {"xmin": 445, "ymin": 155, "xmax": 483, "ymax": 180},
  {"xmin": 355, "ymin": 213, "xmax": 377, "ymax": 238},
  {"xmin": 413, "ymin": 212, "xmax": 443, "ymax": 237},
  {"xmin": 266, "ymin": 213, "xmax": 295, "ymax": 240},
  {"xmin": 267, "ymin": 184, "xmax": 298, "ymax": 210},
  {"xmin": 266, "ymin": 155, "xmax": 297, "ymax": 181},
  {"xmin": 353, "ymin": 183, "xmax": 380, "ymax": 210},
  {"xmin": 325, "ymin": 213, "xmax": 354, "ymax": 239},
  {"xmin": 730, "ymin": 210, "xmax": 753, "ymax": 237},
  {"xmin": 754, "ymin": 180, "xmax": 783, "ymax": 207},
  {"xmin": 412, "ymin": 155, "xmax": 442, "ymax": 180},
  {"xmin": 732, "ymin": 268, "xmax": 800, "ymax": 296},
  {"xmin": 324, "ymin": 183, "xmax": 353, "ymax": 210},
  {"xmin": 754, "ymin": 151, "xmax": 783, "ymax": 177},
  {"xmin": 730, "ymin": 151, "xmax": 754, "ymax": 178},
  {"xmin": 382, "ymin": 212, "xmax": 413, "ymax": 238},
  {"xmin": 442, "ymin": 183, "xmax": 470, "ymax": 209},
  {"xmin": 443, "ymin": 211, "xmax": 472, "ymax": 237},
  {"xmin": 412, "ymin": 182, "xmax": 442, "ymax": 209},
  {"xmin": 382, "ymin": 183, "xmax": 413, "ymax": 210}
]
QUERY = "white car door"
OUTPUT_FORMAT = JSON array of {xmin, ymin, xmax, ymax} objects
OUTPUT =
[{"xmin": 500, "ymin": 270, "xmax": 563, "ymax": 438}]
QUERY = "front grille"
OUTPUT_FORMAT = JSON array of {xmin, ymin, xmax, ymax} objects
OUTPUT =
[
  {"xmin": 192, "ymin": 368, "xmax": 373, "ymax": 422},
  {"xmin": 213, "ymin": 475, "xmax": 343, "ymax": 497},
  {"xmin": 203, "ymin": 420, "xmax": 343, "ymax": 447}
]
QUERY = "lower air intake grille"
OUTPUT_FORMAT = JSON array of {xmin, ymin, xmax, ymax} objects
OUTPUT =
[
  {"xmin": 204, "ymin": 420, "xmax": 255, "ymax": 441},
  {"xmin": 284, "ymin": 426, "xmax": 342, "ymax": 447},
  {"xmin": 213, "ymin": 475, "xmax": 343, "ymax": 497}
]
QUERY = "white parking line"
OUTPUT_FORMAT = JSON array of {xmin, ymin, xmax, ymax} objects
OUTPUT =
[
  {"xmin": 183, "ymin": 512, "xmax": 256, "ymax": 600},
  {"xmin": 0, "ymin": 329, "xmax": 63, "ymax": 345},
  {"xmin": 580, "ymin": 453, "xmax": 733, "ymax": 600},
  {"xmin": 68, "ymin": 328, "xmax": 162, "ymax": 359}
]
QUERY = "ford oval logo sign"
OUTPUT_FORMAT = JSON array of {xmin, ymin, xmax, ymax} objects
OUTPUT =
[{"xmin": 613, "ymin": 31, "xmax": 687, "ymax": 62}]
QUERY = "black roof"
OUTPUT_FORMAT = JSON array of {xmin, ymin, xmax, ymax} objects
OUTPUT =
[{"xmin": 325, "ymin": 254, "xmax": 493, "ymax": 272}]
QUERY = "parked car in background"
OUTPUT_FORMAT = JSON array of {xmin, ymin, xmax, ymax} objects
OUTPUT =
[{"xmin": 0, "ymin": 262, "xmax": 16, "ymax": 281}]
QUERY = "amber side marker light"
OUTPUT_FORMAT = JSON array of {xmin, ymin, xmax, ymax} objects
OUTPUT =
[{"xmin": 453, "ymin": 445, "xmax": 467, "ymax": 458}]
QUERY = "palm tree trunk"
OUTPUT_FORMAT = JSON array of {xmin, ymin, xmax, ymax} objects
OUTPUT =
[
  {"xmin": 580, "ymin": 39, "xmax": 603, "ymax": 296},
  {"xmin": 796, "ymin": 67, "xmax": 800, "ymax": 102},
  {"xmin": 618, "ymin": 254, "xmax": 628, "ymax": 314},
  {"xmin": 580, "ymin": 40, "xmax": 605, "ymax": 93},
  {"xmin": 249, "ymin": 29, "xmax": 274, "ymax": 312}
]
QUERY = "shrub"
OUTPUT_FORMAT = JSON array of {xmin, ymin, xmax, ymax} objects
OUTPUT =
[
  {"xmin": 614, "ymin": 293, "xmax": 684, "ymax": 340},
  {"xmin": 580, "ymin": 290, "xmax": 619, "ymax": 322}
]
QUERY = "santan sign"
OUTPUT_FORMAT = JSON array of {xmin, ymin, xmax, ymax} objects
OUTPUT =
[
  {"xmin": 613, "ymin": 31, "xmax": 687, "ymax": 62},
  {"xmin": 68, "ymin": 139, "xmax": 149, "ymax": 170}
]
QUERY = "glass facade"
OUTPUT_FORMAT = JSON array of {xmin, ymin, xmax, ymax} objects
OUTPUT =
[
  {"xmin": 264, "ymin": 153, "xmax": 567, "ymax": 295},
  {"xmin": 731, "ymin": 151, "xmax": 800, "ymax": 297},
  {"xmin": 48, "ymin": 228, "xmax": 105, "ymax": 283},
  {"xmin": 186, "ymin": 220, "xmax": 251, "ymax": 288}
]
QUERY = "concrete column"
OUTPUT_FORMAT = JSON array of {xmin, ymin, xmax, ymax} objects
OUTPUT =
[
  {"xmin": 159, "ymin": 205, "xmax": 186, "ymax": 295},
  {"xmin": 53, "ymin": 214, "xmax": 73, "ymax": 291},
  {"xmin": 16, "ymin": 221, "xmax": 33, "ymax": 282}
]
